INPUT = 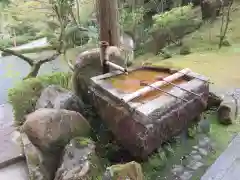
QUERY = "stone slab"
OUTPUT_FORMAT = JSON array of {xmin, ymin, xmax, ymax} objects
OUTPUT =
[
  {"xmin": 0, "ymin": 161, "xmax": 28, "ymax": 180},
  {"xmin": 0, "ymin": 104, "xmax": 24, "ymax": 168},
  {"xmin": 201, "ymin": 134, "xmax": 240, "ymax": 180}
]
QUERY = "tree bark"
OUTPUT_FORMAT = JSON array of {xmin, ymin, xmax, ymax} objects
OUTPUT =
[{"xmin": 98, "ymin": 0, "xmax": 121, "ymax": 73}]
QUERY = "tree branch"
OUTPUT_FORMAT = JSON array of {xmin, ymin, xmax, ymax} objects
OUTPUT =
[
  {"xmin": 0, "ymin": 47, "xmax": 34, "ymax": 66},
  {"xmin": 39, "ymin": 52, "xmax": 60, "ymax": 64}
]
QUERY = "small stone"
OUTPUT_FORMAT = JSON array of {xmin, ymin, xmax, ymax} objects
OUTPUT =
[
  {"xmin": 187, "ymin": 160, "xmax": 203, "ymax": 170},
  {"xmin": 171, "ymin": 165, "xmax": 184, "ymax": 175},
  {"xmin": 193, "ymin": 146, "xmax": 198, "ymax": 150},
  {"xmin": 190, "ymin": 150, "xmax": 198, "ymax": 155},
  {"xmin": 198, "ymin": 138, "xmax": 210, "ymax": 148},
  {"xmin": 180, "ymin": 171, "xmax": 192, "ymax": 180},
  {"xmin": 192, "ymin": 154, "xmax": 202, "ymax": 161},
  {"xmin": 198, "ymin": 148, "xmax": 208, "ymax": 156}
]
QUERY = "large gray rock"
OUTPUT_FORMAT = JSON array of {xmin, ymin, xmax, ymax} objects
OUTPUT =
[
  {"xmin": 54, "ymin": 137, "xmax": 102, "ymax": 180},
  {"xmin": 21, "ymin": 133, "xmax": 58, "ymax": 180},
  {"xmin": 36, "ymin": 85, "xmax": 85, "ymax": 115},
  {"xmin": 22, "ymin": 108, "xmax": 91, "ymax": 152}
]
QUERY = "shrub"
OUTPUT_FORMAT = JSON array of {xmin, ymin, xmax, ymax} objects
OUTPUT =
[
  {"xmin": 148, "ymin": 4, "xmax": 202, "ymax": 54},
  {"xmin": 180, "ymin": 45, "xmax": 191, "ymax": 55},
  {"xmin": 151, "ymin": 4, "xmax": 194, "ymax": 32},
  {"xmin": 159, "ymin": 49, "xmax": 172, "ymax": 59},
  {"xmin": 8, "ymin": 72, "xmax": 72, "ymax": 126}
]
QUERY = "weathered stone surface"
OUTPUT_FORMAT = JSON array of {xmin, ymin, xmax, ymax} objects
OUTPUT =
[
  {"xmin": 22, "ymin": 133, "xmax": 58, "ymax": 180},
  {"xmin": 22, "ymin": 108, "xmax": 91, "ymax": 152},
  {"xmin": 54, "ymin": 137, "xmax": 102, "ymax": 180},
  {"xmin": 89, "ymin": 67, "xmax": 209, "ymax": 159},
  {"xmin": 36, "ymin": 85, "xmax": 85, "ymax": 115},
  {"xmin": 102, "ymin": 161, "xmax": 144, "ymax": 180}
]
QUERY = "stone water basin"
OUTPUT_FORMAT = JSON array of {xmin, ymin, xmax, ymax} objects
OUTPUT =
[{"xmin": 89, "ymin": 66, "xmax": 210, "ymax": 159}]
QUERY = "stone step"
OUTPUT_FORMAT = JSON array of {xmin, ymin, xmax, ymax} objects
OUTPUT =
[
  {"xmin": 0, "ymin": 104, "xmax": 25, "ymax": 169},
  {"xmin": 201, "ymin": 134, "xmax": 240, "ymax": 180},
  {"xmin": 0, "ymin": 161, "xmax": 28, "ymax": 180}
]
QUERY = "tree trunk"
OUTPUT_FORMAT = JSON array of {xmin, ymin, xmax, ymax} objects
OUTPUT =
[
  {"xmin": 98, "ymin": 0, "xmax": 121, "ymax": 74},
  {"xmin": 24, "ymin": 63, "xmax": 42, "ymax": 79}
]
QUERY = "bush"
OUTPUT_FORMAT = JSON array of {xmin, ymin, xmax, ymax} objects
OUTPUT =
[
  {"xmin": 8, "ymin": 72, "xmax": 72, "ymax": 126},
  {"xmin": 159, "ymin": 49, "xmax": 172, "ymax": 59},
  {"xmin": 151, "ymin": 4, "xmax": 194, "ymax": 32},
  {"xmin": 148, "ymin": 4, "xmax": 202, "ymax": 54},
  {"xmin": 180, "ymin": 45, "xmax": 191, "ymax": 55}
]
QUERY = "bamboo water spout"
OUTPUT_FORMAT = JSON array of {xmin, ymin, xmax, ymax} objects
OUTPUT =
[{"xmin": 122, "ymin": 68, "xmax": 192, "ymax": 102}]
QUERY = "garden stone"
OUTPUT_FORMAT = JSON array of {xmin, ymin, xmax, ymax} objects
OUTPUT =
[
  {"xmin": 21, "ymin": 133, "xmax": 58, "ymax": 180},
  {"xmin": 102, "ymin": 161, "xmax": 144, "ymax": 180},
  {"xmin": 198, "ymin": 138, "xmax": 209, "ymax": 148},
  {"xmin": 36, "ymin": 85, "xmax": 86, "ymax": 115},
  {"xmin": 54, "ymin": 137, "xmax": 102, "ymax": 180},
  {"xmin": 192, "ymin": 154, "xmax": 202, "ymax": 161},
  {"xmin": 217, "ymin": 96, "xmax": 237, "ymax": 125},
  {"xmin": 22, "ymin": 108, "xmax": 91, "ymax": 152},
  {"xmin": 187, "ymin": 160, "xmax": 203, "ymax": 170},
  {"xmin": 198, "ymin": 148, "xmax": 208, "ymax": 156},
  {"xmin": 171, "ymin": 164, "xmax": 184, "ymax": 176},
  {"xmin": 179, "ymin": 171, "xmax": 192, "ymax": 180}
]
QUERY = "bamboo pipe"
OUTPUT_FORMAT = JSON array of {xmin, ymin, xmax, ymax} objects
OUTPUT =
[
  {"xmin": 106, "ymin": 61, "xmax": 128, "ymax": 74},
  {"xmin": 122, "ymin": 68, "xmax": 192, "ymax": 102}
]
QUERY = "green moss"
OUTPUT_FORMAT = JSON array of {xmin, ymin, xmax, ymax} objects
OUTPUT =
[
  {"xmin": 8, "ymin": 72, "xmax": 72, "ymax": 126},
  {"xmin": 74, "ymin": 137, "xmax": 92, "ymax": 147},
  {"xmin": 27, "ymin": 152, "xmax": 40, "ymax": 167}
]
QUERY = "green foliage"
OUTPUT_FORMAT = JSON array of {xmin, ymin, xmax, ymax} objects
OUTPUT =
[
  {"xmin": 142, "ymin": 149, "xmax": 168, "ymax": 179},
  {"xmin": 159, "ymin": 49, "xmax": 172, "ymax": 59},
  {"xmin": 8, "ymin": 72, "xmax": 72, "ymax": 126},
  {"xmin": 180, "ymin": 45, "xmax": 191, "ymax": 55},
  {"xmin": 39, "ymin": 72, "xmax": 72, "ymax": 89},
  {"xmin": 151, "ymin": 4, "xmax": 193, "ymax": 31}
]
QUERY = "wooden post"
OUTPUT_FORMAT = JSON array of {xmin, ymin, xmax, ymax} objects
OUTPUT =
[{"xmin": 98, "ymin": 0, "xmax": 120, "ymax": 74}]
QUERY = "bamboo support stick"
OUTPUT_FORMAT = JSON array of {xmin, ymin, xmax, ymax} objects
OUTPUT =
[
  {"xmin": 140, "ymin": 81, "xmax": 188, "ymax": 102},
  {"xmin": 122, "ymin": 68, "xmax": 192, "ymax": 102},
  {"xmin": 177, "ymin": 71, "xmax": 213, "ymax": 84},
  {"xmin": 155, "ymin": 76, "xmax": 202, "ymax": 98}
]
